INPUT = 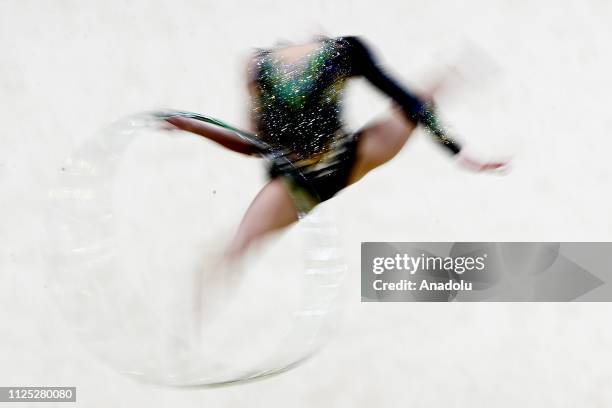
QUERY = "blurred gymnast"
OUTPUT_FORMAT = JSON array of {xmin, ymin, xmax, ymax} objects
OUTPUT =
[{"xmin": 164, "ymin": 35, "xmax": 508, "ymax": 258}]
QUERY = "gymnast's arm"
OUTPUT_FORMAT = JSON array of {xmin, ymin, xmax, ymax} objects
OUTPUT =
[{"xmin": 344, "ymin": 35, "xmax": 462, "ymax": 155}]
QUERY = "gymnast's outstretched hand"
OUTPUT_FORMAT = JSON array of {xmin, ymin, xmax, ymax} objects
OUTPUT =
[{"xmin": 456, "ymin": 151, "xmax": 511, "ymax": 174}]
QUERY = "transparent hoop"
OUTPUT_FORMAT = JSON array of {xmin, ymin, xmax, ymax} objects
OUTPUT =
[{"xmin": 44, "ymin": 111, "xmax": 346, "ymax": 386}]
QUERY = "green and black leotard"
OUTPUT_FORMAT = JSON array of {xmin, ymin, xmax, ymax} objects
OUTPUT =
[{"xmin": 250, "ymin": 35, "xmax": 462, "ymax": 214}]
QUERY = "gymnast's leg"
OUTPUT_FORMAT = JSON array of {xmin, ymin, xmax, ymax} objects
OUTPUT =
[
  {"xmin": 225, "ymin": 178, "xmax": 299, "ymax": 259},
  {"xmin": 348, "ymin": 106, "xmax": 418, "ymax": 184}
]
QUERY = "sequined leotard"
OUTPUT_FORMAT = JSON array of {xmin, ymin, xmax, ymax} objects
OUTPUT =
[{"xmin": 249, "ymin": 36, "xmax": 461, "ymax": 214}]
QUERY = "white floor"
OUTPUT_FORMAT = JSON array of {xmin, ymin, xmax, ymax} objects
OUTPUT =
[{"xmin": 2, "ymin": 0, "xmax": 612, "ymax": 406}]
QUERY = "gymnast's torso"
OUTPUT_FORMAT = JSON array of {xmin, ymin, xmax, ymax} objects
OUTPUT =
[{"xmin": 248, "ymin": 36, "xmax": 358, "ymax": 160}]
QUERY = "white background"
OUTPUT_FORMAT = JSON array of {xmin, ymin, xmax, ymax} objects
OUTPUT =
[{"xmin": 2, "ymin": 0, "xmax": 611, "ymax": 406}]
